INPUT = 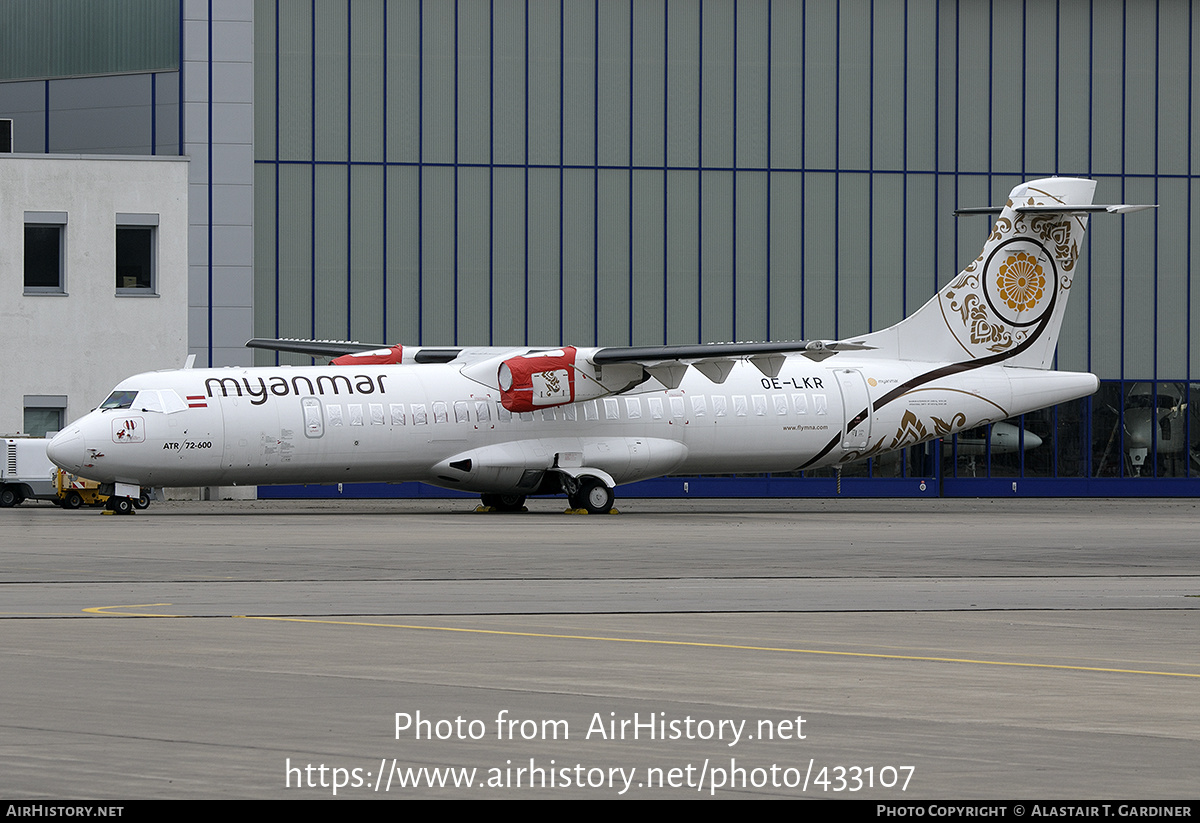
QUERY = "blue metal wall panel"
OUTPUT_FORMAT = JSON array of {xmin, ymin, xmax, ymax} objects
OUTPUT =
[{"xmin": 245, "ymin": 0, "xmax": 1200, "ymax": 497}]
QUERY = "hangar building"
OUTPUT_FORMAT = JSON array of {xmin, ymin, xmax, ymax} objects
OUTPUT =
[{"xmin": 2, "ymin": 0, "xmax": 1197, "ymax": 496}]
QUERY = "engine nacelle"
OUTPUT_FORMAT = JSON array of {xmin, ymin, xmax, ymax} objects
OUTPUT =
[{"xmin": 499, "ymin": 347, "xmax": 589, "ymax": 412}]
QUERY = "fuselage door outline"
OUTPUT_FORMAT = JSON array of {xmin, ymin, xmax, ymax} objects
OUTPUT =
[
  {"xmin": 302, "ymin": 397, "xmax": 324, "ymax": 439},
  {"xmin": 838, "ymin": 369, "xmax": 872, "ymax": 451}
]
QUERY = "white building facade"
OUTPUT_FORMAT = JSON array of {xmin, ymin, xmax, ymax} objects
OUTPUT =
[{"xmin": 0, "ymin": 154, "xmax": 189, "ymax": 435}]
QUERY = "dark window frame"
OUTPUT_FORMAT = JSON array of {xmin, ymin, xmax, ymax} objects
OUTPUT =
[
  {"xmin": 115, "ymin": 213, "xmax": 159, "ymax": 296},
  {"xmin": 23, "ymin": 212, "xmax": 67, "ymax": 294}
]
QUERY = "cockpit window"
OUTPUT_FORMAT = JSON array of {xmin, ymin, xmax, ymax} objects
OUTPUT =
[
  {"xmin": 100, "ymin": 390, "xmax": 138, "ymax": 410},
  {"xmin": 100, "ymin": 389, "xmax": 188, "ymax": 413},
  {"xmin": 159, "ymin": 390, "xmax": 188, "ymax": 414},
  {"xmin": 134, "ymin": 391, "xmax": 164, "ymax": 413}
]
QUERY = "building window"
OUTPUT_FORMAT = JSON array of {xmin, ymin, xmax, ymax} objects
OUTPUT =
[
  {"xmin": 24, "ymin": 396, "xmax": 67, "ymax": 438},
  {"xmin": 24, "ymin": 212, "xmax": 67, "ymax": 294},
  {"xmin": 116, "ymin": 214, "xmax": 159, "ymax": 294}
]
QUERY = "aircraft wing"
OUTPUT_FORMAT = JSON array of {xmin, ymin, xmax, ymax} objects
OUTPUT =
[
  {"xmin": 246, "ymin": 336, "xmax": 875, "ymax": 387},
  {"xmin": 590, "ymin": 340, "xmax": 874, "ymax": 386},
  {"xmin": 592, "ymin": 340, "xmax": 816, "ymax": 363},
  {"xmin": 246, "ymin": 338, "xmax": 464, "ymax": 364},
  {"xmin": 246, "ymin": 338, "xmax": 386, "ymax": 358}
]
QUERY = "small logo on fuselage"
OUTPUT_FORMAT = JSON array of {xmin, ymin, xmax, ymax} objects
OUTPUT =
[{"xmin": 112, "ymin": 417, "xmax": 145, "ymax": 443}]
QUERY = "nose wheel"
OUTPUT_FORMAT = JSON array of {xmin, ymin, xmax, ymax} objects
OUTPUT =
[{"xmin": 105, "ymin": 496, "xmax": 135, "ymax": 515}]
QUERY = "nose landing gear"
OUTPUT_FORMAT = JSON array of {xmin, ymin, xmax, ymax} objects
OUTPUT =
[{"xmin": 105, "ymin": 496, "xmax": 135, "ymax": 515}]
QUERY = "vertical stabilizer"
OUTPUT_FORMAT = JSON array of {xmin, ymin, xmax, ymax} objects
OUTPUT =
[{"xmin": 856, "ymin": 177, "xmax": 1097, "ymax": 369}]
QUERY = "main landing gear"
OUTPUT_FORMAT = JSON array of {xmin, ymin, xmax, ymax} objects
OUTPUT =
[
  {"xmin": 477, "ymin": 475, "xmax": 616, "ymax": 515},
  {"xmin": 480, "ymin": 493, "xmax": 528, "ymax": 513},
  {"xmin": 568, "ymin": 477, "xmax": 615, "ymax": 515}
]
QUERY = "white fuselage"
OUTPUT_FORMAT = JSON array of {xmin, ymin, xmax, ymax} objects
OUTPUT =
[{"xmin": 47, "ymin": 352, "xmax": 1098, "ymax": 492}]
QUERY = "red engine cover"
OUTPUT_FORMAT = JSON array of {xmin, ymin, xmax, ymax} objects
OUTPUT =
[
  {"xmin": 498, "ymin": 347, "xmax": 578, "ymax": 412},
  {"xmin": 331, "ymin": 345, "xmax": 404, "ymax": 365}
]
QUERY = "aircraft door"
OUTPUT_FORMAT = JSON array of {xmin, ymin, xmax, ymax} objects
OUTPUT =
[
  {"xmin": 302, "ymin": 397, "xmax": 324, "ymax": 438},
  {"xmin": 837, "ymin": 369, "xmax": 872, "ymax": 451},
  {"xmin": 628, "ymin": 438, "xmax": 649, "ymax": 477}
]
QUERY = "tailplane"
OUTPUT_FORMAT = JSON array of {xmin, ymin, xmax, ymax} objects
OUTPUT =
[{"xmin": 855, "ymin": 177, "xmax": 1146, "ymax": 369}]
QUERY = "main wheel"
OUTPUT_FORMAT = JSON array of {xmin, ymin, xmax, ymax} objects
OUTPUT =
[
  {"xmin": 111, "ymin": 496, "xmax": 134, "ymax": 515},
  {"xmin": 572, "ymin": 477, "xmax": 614, "ymax": 515},
  {"xmin": 63, "ymin": 491, "xmax": 84, "ymax": 509},
  {"xmin": 0, "ymin": 487, "xmax": 16, "ymax": 508},
  {"xmin": 134, "ymin": 491, "xmax": 151, "ymax": 510},
  {"xmin": 481, "ymin": 493, "xmax": 526, "ymax": 512}
]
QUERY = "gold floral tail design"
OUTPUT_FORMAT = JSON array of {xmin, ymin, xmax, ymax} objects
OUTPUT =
[
  {"xmin": 852, "ymin": 177, "xmax": 1100, "ymax": 371},
  {"xmin": 799, "ymin": 178, "xmax": 1154, "ymax": 472}
]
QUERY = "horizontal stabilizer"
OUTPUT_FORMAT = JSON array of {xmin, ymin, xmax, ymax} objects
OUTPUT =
[{"xmin": 955, "ymin": 203, "xmax": 1157, "ymax": 216}]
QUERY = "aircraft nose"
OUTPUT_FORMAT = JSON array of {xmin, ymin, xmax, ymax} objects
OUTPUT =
[{"xmin": 47, "ymin": 427, "xmax": 86, "ymax": 472}]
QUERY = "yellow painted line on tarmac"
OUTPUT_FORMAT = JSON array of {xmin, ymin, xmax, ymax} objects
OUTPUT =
[
  {"xmin": 83, "ymin": 603, "xmax": 179, "ymax": 617},
  {"xmin": 237, "ymin": 615, "xmax": 1200, "ymax": 680}
]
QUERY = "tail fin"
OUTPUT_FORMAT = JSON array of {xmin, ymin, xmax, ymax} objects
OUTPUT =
[{"xmin": 857, "ymin": 177, "xmax": 1097, "ymax": 369}]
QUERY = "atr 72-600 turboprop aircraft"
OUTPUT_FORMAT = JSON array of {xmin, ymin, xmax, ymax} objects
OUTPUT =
[{"xmin": 48, "ymin": 178, "xmax": 1151, "ymax": 513}]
